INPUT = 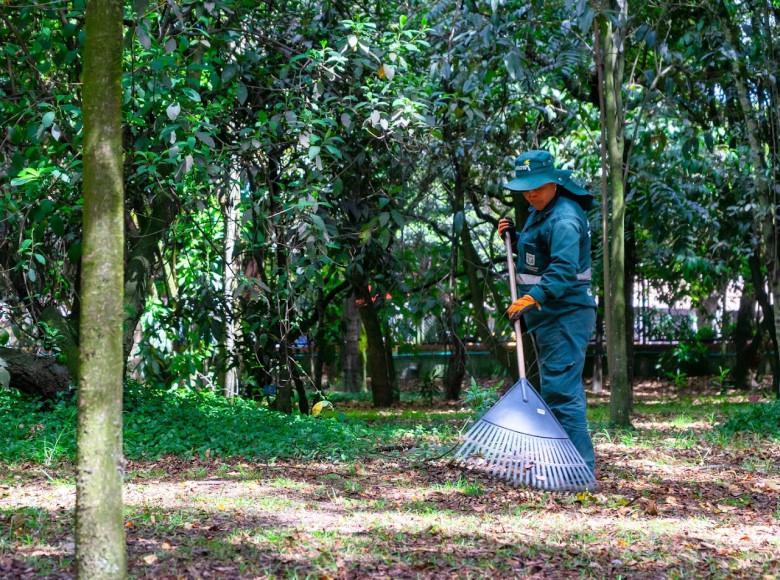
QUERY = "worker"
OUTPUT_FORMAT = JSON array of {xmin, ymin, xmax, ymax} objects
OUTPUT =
[{"xmin": 498, "ymin": 150, "xmax": 597, "ymax": 474}]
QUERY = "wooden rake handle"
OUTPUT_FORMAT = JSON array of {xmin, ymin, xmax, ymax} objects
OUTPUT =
[{"xmin": 504, "ymin": 233, "xmax": 528, "ymax": 387}]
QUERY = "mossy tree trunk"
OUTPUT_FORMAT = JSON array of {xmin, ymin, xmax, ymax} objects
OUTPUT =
[
  {"xmin": 76, "ymin": 0, "xmax": 126, "ymax": 577},
  {"xmin": 596, "ymin": 0, "xmax": 632, "ymax": 426}
]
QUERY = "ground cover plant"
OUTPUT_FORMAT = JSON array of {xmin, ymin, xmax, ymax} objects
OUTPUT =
[{"xmin": 2, "ymin": 380, "xmax": 779, "ymax": 578}]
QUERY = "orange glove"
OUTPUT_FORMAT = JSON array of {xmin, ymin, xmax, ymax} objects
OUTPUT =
[
  {"xmin": 506, "ymin": 294, "xmax": 541, "ymax": 321},
  {"xmin": 497, "ymin": 217, "xmax": 515, "ymax": 239}
]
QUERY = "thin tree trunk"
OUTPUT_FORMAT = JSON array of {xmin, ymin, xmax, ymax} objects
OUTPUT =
[
  {"xmin": 443, "ymin": 232, "xmax": 465, "ymax": 400},
  {"xmin": 625, "ymin": 211, "xmax": 636, "ymax": 388},
  {"xmin": 749, "ymin": 253, "xmax": 780, "ymax": 392},
  {"xmin": 592, "ymin": 297, "xmax": 605, "ymax": 393},
  {"xmin": 599, "ymin": 1, "xmax": 632, "ymax": 426},
  {"xmin": 733, "ymin": 287, "xmax": 758, "ymax": 389},
  {"xmin": 221, "ymin": 166, "xmax": 241, "ymax": 398},
  {"xmin": 76, "ymin": 0, "xmax": 126, "ymax": 576},
  {"xmin": 123, "ymin": 195, "xmax": 177, "ymax": 362},
  {"xmin": 460, "ymin": 211, "xmax": 513, "ymax": 375},
  {"xmin": 723, "ymin": 4, "xmax": 780, "ymax": 396}
]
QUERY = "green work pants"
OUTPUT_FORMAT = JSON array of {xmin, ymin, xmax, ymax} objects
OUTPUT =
[{"xmin": 532, "ymin": 307, "xmax": 596, "ymax": 473}]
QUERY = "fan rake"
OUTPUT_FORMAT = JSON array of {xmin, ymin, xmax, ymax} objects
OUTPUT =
[{"xmin": 452, "ymin": 233, "xmax": 596, "ymax": 492}]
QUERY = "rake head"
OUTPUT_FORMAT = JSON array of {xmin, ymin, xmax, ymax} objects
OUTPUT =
[{"xmin": 453, "ymin": 378, "xmax": 596, "ymax": 492}]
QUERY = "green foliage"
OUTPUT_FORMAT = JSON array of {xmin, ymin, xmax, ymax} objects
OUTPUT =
[
  {"xmin": 0, "ymin": 386, "xmax": 385, "ymax": 463},
  {"xmin": 657, "ymin": 326, "xmax": 713, "ymax": 381},
  {"xmin": 418, "ymin": 367, "xmax": 441, "ymax": 405},
  {"xmin": 463, "ymin": 377, "xmax": 500, "ymax": 417},
  {"xmin": 719, "ymin": 402, "xmax": 780, "ymax": 440}
]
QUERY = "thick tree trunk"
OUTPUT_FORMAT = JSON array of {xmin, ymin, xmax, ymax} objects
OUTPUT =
[
  {"xmin": 341, "ymin": 294, "xmax": 363, "ymax": 392},
  {"xmin": 76, "ymin": 1, "xmax": 126, "ymax": 576},
  {"xmin": 0, "ymin": 347, "xmax": 71, "ymax": 400},
  {"xmin": 353, "ymin": 282, "xmax": 394, "ymax": 407}
]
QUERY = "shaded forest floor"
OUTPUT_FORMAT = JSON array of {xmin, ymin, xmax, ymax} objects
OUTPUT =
[{"xmin": 2, "ymin": 380, "xmax": 780, "ymax": 579}]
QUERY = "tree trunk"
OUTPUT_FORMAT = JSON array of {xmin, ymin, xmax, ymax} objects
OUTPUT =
[
  {"xmin": 624, "ymin": 211, "xmax": 636, "ymax": 388},
  {"xmin": 749, "ymin": 253, "xmax": 780, "ymax": 393},
  {"xmin": 40, "ymin": 306, "xmax": 80, "ymax": 380},
  {"xmin": 598, "ymin": 2, "xmax": 632, "ymax": 426},
  {"xmin": 221, "ymin": 166, "xmax": 241, "ymax": 398},
  {"xmin": 341, "ymin": 294, "xmax": 363, "ymax": 392},
  {"xmin": 0, "ymin": 347, "xmax": 71, "ymax": 400},
  {"xmin": 76, "ymin": 1, "xmax": 126, "ymax": 576},
  {"xmin": 723, "ymin": 6, "xmax": 780, "ymax": 397},
  {"xmin": 733, "ymin": 288, "xmax": 758, "ymax": 389},
  {"xmin": 443, "ymin": 206, "xmax": 466, "ymax": 400},
  {"xmin": 592, "ymin": 298, "xmax": 605, "ymax": 393},
  {"xmin": 353, "ymin": 282, "xmax": 394, "ymax": 407}
]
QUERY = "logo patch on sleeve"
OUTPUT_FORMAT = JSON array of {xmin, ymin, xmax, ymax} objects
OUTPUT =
[{"xmin": 525, "ymin": 252, "xmax": 535, "ymax": 266}]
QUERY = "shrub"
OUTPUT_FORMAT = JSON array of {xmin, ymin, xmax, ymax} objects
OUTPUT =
[{"xmin": 719, "ymin": 401, "xmax": 780, "ymax": 439}]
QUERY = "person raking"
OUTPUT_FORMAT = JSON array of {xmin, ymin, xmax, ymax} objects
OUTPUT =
[{"xmin": 498, "ymin": 150, "xmax": 597, "ymax": 474}]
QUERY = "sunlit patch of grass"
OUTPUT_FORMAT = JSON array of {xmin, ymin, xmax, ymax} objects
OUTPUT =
[
  {"xmin": 431, "ymin": 476, "xmax": 484, "ymax": 497},
  {"xmin": 268, "ymin": 476, "xmax": 309, "ymax": 491},
  {"xmin": 250, "ymin": 527, "xmax": 294, "ymax": 548}
]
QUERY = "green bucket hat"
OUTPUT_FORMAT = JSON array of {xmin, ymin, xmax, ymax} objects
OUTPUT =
[{"xmin": 504, "ymin": 150, "xmax": 591, "ymax": 203}]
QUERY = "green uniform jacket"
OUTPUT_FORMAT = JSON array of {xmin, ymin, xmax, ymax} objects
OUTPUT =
[{"xmin": 516, "ymin": 194, "xmax": 596, "ymax": 332}]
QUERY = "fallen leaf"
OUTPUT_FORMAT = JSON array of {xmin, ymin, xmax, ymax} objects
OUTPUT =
[
  {"xmin": 142, "ymin": 554, "xmax": 158, "ymax": 565},
  {"xmin": 161, "ymin": 542, "xmax": 173, "ymax": 551}
]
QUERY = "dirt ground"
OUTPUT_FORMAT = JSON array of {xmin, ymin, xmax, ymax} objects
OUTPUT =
[{"xmin": 2, "ymin": 385, "xmax": 779, "ymax": 579}]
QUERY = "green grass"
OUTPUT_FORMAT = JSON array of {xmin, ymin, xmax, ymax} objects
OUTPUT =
[
  {"xmin": 719, "ymin": 401, "xmax": 780, "ymax": 439},
  {"xmin": 0, "ymin": 384, "xmax": 451, "ymax": 464},
  {"xmin": 431, "ymin": 476, "xmax": 484, "ymax": 497},
  {"xmin": 2, "ymin": 383, "xmax": 777, "ymax": 474}
]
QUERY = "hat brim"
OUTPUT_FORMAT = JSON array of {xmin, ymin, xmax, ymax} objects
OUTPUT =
[{"xmin": 504, "ymin": 168, "xmax": 572, "ymax": 192}]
